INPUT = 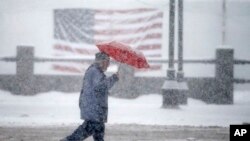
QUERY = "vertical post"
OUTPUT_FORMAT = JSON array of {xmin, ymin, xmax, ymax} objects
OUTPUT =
[
  {"xmin": 215, "ymin": 48, "xmax": 234, "ymax": 104},
  {"xmin": 15, "ymin": 46, "xmax": 35, "ymax": 95},
  {"xmin": 161, "ymin": 0, "xmax": 179, "ymax": 108},
  {"xmin": 16, "ymin": 46, "xmax": 34, "ymax": 78},
  {"xmin": 222, "ymin": 0, "xmax": 227, "ymax": 45},
  {"xmin": 167, "ymin": 0, "xmax": 176, "ymax": 80},
  {"xmin": 176, "ymin": 0, "xmax": 188, "ymax": 105},
  {"xmin": 177, "ymin": 0, "xmax": 184, "ymax": 81}
]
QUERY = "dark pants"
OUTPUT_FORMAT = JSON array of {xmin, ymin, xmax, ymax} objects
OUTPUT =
[{"xmin": 66, "ymin": 120, "xmax": 105, "ymax": 141}]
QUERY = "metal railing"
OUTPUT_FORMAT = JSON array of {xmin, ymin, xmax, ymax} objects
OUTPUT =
[{"xmin": 1, "ymin": 56, "xmax": 250, "ymax": 84}]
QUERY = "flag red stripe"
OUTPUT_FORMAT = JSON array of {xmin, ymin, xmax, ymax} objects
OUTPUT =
[
  {"xmin": 54, "ymin": 44, "xmax": 74, "ymax": 53},
  {"xmin": 54, "ymin": 44, "xmax": 97, "ymax": 55},
  {"xmin": 149, "ymin": 65, "xmax": 162, "ymax": 70},
  {"xmin": 53, "ymin": 64, "xmax": 83, "ymax": 73},
  {"xmin": 135, "ymin": 64, "xmax": 162, "ymax": 71},
  {"xmin": 118, "ymin": 33, "xmax": 161, "ymax": 44},
  {"xmin": 95, "ymin": 8, "xmax": 158, "ymax": 14},
  {"xmin": 136, "ymin": 44, "xmax": 161, "ymax": 50},
  {"xmin": 145, "ymin": 54, "xmax": 161, "ymax": 57}
]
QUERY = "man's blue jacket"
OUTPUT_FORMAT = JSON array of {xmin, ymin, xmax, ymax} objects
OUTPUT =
[{"xmin": 79, "ymin": 63, "xmax": 118, "ymax": 122}]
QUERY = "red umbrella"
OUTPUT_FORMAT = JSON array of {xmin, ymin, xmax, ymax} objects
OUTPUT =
[{"xmin": 96, "ymin": 41, "xmax": 150, "ymax": 69}]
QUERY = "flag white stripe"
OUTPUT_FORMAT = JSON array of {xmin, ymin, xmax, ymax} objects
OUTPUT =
[
  {"xmin": 55, "ymin": 40, "xmax": 97, "ymax": 50},
  {"xmin": 95, "ymin": 30, "xmax": 162, "ymax": 41},
  {"xmin": 94, "ymin": 19, "xmax": 163, "ymax": 31}
]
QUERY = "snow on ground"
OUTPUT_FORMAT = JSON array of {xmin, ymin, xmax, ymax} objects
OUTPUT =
[{"xmin": 0, "ymin": 89, "xmax": 250, "ymax": 127}]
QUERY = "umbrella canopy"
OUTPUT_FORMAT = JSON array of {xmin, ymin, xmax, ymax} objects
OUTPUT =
[{"xmin": 96, "ymin": 41, "xmax": 150, "ymax": 69}]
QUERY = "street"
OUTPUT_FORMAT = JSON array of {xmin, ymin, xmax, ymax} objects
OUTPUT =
[{"xmin": 0, "ymin": 124, "xmax": 229, "ymax": 141}]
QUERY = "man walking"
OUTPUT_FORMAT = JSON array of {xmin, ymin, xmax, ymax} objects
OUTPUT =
[{"xmin": 60, "ymin": 52, "xmax": 119, "ymax": 141}]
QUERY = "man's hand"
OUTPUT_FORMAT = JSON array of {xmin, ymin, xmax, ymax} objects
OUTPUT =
[{"xmin": 115, "ymin": 65, "xmax": 121, "ymax": 79}]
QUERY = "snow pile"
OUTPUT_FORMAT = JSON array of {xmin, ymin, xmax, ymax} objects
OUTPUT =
[{"xmin": 0, "ymin": 90, "xmax": 250, "ymax": 127}]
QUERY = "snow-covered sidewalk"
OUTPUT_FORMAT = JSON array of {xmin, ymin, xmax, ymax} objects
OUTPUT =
[{"xmin": 0, "ymin": 90, "xmax": 250, "ymax": 127}]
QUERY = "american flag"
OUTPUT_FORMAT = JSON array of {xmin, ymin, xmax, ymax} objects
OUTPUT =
[{"xmin": 53, "ymin": 8, "xmax": 163, "ymax": 73}]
